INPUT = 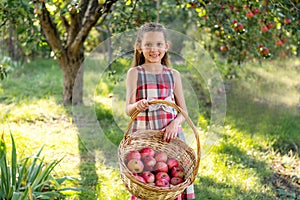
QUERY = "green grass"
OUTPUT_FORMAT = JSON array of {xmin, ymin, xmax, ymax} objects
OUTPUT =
[{"xmin": 0, "ymin": 58, "xmax": 299, "ymax": 199}]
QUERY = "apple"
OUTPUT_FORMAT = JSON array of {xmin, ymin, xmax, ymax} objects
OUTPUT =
[
  {"xmin": 142, "ymin": 171, "xmax": 155, "ymax": 183},
  {"xmin": 171, "ymin": 166, "xmax": 184, "ymax": 178},
  {"xmin": 284, "ymin": 18, "xmax": 291, "ymax": 24},
  {"xmin": 260, "ymin": 47, "xmax": 269, "ymax": 57},
  {"xmin": 281, "ymin": 37, "xmax": 288, "ymax": 43},
  {"xmin": 154, "ymin": 162, "xmax": 169, "ymax": 173},
  {"xmin": 155, "ymin": 179, "xmax": 170, "ymax": 188},
  {"xmin": 276, "ymin": 40, "xmax": 283, "ymax": 47},
  {"xmin": 267, "ymin": 22, "xmax": 275, "ymax": 29},
  {"xmin": 244, "ymin": 5, "xmax": 250, "ymax": 9},
  {"xmin": 140, "ymin": 147, "xmax": 155, "ymax": 159},
  {"xmin": 261, "ymin": 25, "xmax": 268, "ymax": 33},
  {"xmin": 236, "ymin": 23, "xmax": 244, "ymax": 33},
  {"xmin": 170, "ymin": 177, "xmax": 183, "ymax": 185},
  {"xmin": 143, "ymin": 155, "xmax": 157, "ymax": 171},
  {"xmin": 232, "ymin": 19, "xmax": 238, "ymax": 24},
  {"xmin": 154, "ymin": 152, "xmax": 168, "ymax": 163},
  {"xmin": 126, "ymin": 150, "xmax": 141, "ymax": 162},
  {"xmin": 155, "ymin": 172, "xmax": 170, "ymax": 182},
  {"xmin": 135, "ymin": 175, "xmax": 146, "ymax": 183},
  {"xmin": 34, "ymin": 8, "xmax": 40, "ymax": 14},
  {"xmin": 167, "ymin": 158, "xmax": 179, "ymax": 169},
  {"xmin": 127, "ymin": 159, "xmax": 144, "ymax": 173},
  {"xmin": 252, "ymin": 8, "xmax": 260, "ymax": 15},
  {"xmin": 246, "ymin": 11, "xmax": 254, "ymax": 18},
  {"xmin": 220, "ymin": 46, "xmax": 227, "ymax": 52}
]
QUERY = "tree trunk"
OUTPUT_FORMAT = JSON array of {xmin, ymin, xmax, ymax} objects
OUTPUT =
[
  {"xmin": 58, "ymin": 48, "xmax": 84, "ymax": 105},
  {"xmin": 36, "ymin": 0, "xmax": 117, "ymax": 105}
]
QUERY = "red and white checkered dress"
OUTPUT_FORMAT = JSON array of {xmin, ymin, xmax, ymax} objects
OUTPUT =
[{"xmin": 130, "ymin": 65, "xmax": 195, "ymax": 200}]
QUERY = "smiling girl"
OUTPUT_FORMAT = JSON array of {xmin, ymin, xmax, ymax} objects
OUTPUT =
[{"xmin": 125, "ymin": 22, "xmax": 195, "ymax": 200}]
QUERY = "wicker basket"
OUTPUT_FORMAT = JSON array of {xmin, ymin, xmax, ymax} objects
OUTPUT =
[{"xmin": 118, "ymin": 100, "xmax": 201, "ymax": 200}]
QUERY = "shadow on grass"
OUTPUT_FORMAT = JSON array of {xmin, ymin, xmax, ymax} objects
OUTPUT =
[
  {"xmin": 194, "ymin": 176, "xmax": 275, "ymax": 200},
  {"xmin": 225, "ymin": 79, "xmax": 300, "ymax": 155},
  {"xmin": 214, "ymin": 131, "xmax": 300, "ymax": 199},
  {"xmin": 72, "ymin": 104, "xmax": 121, "ymax": 199}
]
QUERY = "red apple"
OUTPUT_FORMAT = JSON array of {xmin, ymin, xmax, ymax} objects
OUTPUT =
[
  {"xmin": 284, "ymin": 18, "xmax": 291, "ymax": 24},
  {"xmin": 155, "ymin": 179, "xmax": 170, "ymax": 188},
  {"xmin": 155, "ymin": 172, "xmax": 170, "ymax": 182},
  {"xmin": 232, "ymin": 19, "xmax": 238, "ymax": 24},
  {"xmin": 127, "ymin": 159, "xmax": 144, "ymax": 173},
  {"xmin": 126, "ymin": 150, "xmax": 141, "ymax": 162},
  {"xmin": 261, "ymin": 25, "xmax": 268, "ymax": 33},
  {"xmin": 167, "ymin": 158, "xmax": 179, "ymax": 169},
  {"xmin": 220, "ymin": 46, "xmax": 227, "ymax": 52},
  {"xmin": 140, "ymin": 147, "xmax": 155, "ymax": 159},
  {"xmin": 246, "ymin": 11, "xmax": 254, "ymax": 18},
  {"xmin": 236, "ymin": 23, "xmax": 244, "ymax": 32},
  {"xmin": 34, "ymin": 8, "xmax": 40, "ymax": 14},
  {"xmin": 143, "ymin": 155, "xmax": 156, "ymax": 171},
  {"xmin": 142, "ymin": 171, "xmax": 155, "ymax": 183},
  {"xmin": 135, "ymin": 175, "xmax": 146, "ymax": 183},
  {"xmin": 267, "ymin": 22, "xmax": 275, "ymax": 29},
  {"xmin": 244, "ymin": 5, "xmax": 250, "ymax": 9},
  {"xmin": 154, "ymin": 162, "xmax": 168, "ymax": 173},
  {"xmin": 281, "ymin": 37, "xmax": 288, "ymax": 43},
  {"xmin": 154, "ymin": 152, "xmax": 168, "ymax": 163},
  {"xmin": 171, "ymin": 166, "xmax": 184, "ymax": 178},
  {"xmin": 170, "ymin": 177, "xmax": 183, "ymax": 185},
  {"xmin": 252, "ymin": 8, "xmax": 260, "ymax": 15},
  {"xmin": 260, "ymin": 47, "xmax": 269, "ymax": 57},
  {"xmin": 276, "ymin": 40, "xmax": 283, "ymax": 47}
]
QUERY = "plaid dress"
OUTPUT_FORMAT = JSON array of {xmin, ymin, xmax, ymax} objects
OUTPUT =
[{"xmin": 130, "ymin": 65, "xmax": 195, "ymax": 200}]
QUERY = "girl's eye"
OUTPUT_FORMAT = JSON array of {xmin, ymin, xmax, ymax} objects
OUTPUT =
[
  {"xmin": 145, "ymin": 43, "xmax": 152, "ymax": 47},
  {"xmin": 157, "ymin": 43, "xmax": 164, "ymax": 47}
]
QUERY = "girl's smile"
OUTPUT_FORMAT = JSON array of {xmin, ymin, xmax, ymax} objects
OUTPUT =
[{"xmin": 139, "ymin": 32, "xmax": 169, "ymax": 65}]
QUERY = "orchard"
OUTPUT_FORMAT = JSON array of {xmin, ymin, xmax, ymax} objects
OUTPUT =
[{"xmin": 179, "ymin": 0, "xmax": 299, "ymax": 76}]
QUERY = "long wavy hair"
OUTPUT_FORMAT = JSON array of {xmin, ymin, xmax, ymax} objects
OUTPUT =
[{"xmin": 132, "ymin": 22, "xmax": 171, "ymax": 67}]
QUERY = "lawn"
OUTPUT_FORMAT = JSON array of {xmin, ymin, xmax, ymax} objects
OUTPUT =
[{"xmin": 0, "ymin": 58, "xmax": 299, "ymax": 199}]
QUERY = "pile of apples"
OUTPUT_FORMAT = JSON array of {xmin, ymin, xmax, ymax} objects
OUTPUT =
[{"xmin": 125, "ymin": 147, "xmax": 185, "ymax": 188}]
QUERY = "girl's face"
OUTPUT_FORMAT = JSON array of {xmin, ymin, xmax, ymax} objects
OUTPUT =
[{"xmin": 139, "ymin": 31, "xmax": 169, "ymax": 65}]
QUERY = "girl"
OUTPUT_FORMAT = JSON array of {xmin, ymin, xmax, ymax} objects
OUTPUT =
[{"xmin": 125, "ymin": 22, "xmax": 195, "ymax": 200}]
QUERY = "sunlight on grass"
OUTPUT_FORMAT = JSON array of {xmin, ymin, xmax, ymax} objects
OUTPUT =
[
  {"xmin": 242, "ymin": 58, "xmax": 299, "ymax": 108},
  {"xmin": 1, "ymin": 58, "xmax": 299, "ymax": 199},
  {"xmin": 1, "ymin": 98, "xmax": 68, "ymax": 123}
]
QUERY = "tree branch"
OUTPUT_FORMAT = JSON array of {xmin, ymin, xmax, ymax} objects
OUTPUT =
[
  {"xmin": 38, "ymin": 2, "xmax": 63, "ymax": 56},
  {"xmin": 70, "ymin": 0, "xmax": 117, "ymax": 54}
]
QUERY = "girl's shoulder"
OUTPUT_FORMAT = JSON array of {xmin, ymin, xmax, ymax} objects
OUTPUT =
[
  {"xmin": 170, "ymin": 68, "xmax": 180, "ymax": 76},
  {"xmin": 127, "ymin": 67, "xmax": 139, "ymax": 77}
]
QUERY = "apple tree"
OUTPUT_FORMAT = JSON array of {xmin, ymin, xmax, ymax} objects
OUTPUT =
[
  {"xmin": 179, "ymin": 0, "xmax": 299, "ymax": 78},
  {"xmin": 33, "ymin": 0, "xmax": 117, "ymax": 104}
]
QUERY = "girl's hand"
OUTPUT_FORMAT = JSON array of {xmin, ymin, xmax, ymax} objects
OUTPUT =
[
  {"xmin": 136, "ymin": 99, "xmax": 149, "ymax": 111},
  {"xmin": 161, "ymin": 120, "xmax": 179, "ymax": 143}
]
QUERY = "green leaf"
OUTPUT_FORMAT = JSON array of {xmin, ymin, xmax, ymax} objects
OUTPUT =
[{"xmin": 10, "ymin": 133, "xmax": 17, "ymax": 187}]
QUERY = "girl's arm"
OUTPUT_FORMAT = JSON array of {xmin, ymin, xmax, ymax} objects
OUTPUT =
[
  {"xmin": 125, "ymin": 68, "xmax": 149, "ymax": 116},
  {"xmin": 162, "ymin": 69, "xmax": 187, "ymax": 142}
]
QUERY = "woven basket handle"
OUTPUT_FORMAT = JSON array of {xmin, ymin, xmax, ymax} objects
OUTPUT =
[{"xmin": 124, "ymin": 99, "xmax": 201, "ymax": 176}]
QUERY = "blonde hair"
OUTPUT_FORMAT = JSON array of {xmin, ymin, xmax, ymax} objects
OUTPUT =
[{"xmin": 132, "ymin": 22, "xmax": 171, "ymax": 67}]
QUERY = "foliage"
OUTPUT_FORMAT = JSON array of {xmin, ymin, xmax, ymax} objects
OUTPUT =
[
  {"xmin": 179, "ymin": 0, "xmax": 299, "ymax": 68},
  {"xmin": 0, "ymin": 0, "xmax": 50, "ymax": 60},
  {"xmin": 0, "ymin": 132, "xmax": 81, "ymax": 199},
  {"xmin": 0, "ymin": 54, "xmax": 23, "ymax": 81}
]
